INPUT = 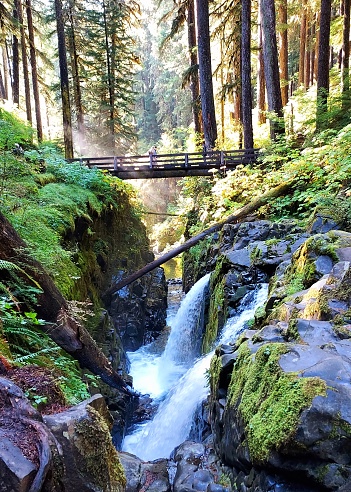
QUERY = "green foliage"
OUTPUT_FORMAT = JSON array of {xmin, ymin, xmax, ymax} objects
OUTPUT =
[
  {"xmin": 0, "ymin": 108, "xmax": 34, "ymax": 150},
  {"xmin": 1, "ymin": 295, "xmax": 96, "ymax": 406},
  {"xmin": 228, "ymin": 342, "xmax": 327, "ymax": 462}
]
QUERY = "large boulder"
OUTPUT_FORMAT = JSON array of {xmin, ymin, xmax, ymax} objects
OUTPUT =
[
  {"xmin": 44, "ymin": 394, "xmax": 126, "ymax": 492},
  {"xmin": 119, "ymin": 452, "xmax": 171, "ymax": 492},
  {"xmin": 109, "ymin": 267, "xmax": 168, "ymax": 351},
  {"xmin": 0, "ymin": 378, "xmax": 126, "ymax": 492},
  {"xmin": 208, "ymin": 228, "xmax": 351, "ymax": 491}
]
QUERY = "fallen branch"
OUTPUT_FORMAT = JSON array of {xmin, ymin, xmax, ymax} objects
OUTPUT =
[{"xmin": 106, "ymin": 179, "xmax": 294, "ymax": 294}]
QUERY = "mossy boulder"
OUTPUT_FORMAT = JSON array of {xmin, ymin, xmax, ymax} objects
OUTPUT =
[
  {"xmin": 205, "ymin": 225, "xmax": 351, "ymax": 491},
  {"xmin": 44, "ymin": 394, "xmax": 126, "ymax": 491}
]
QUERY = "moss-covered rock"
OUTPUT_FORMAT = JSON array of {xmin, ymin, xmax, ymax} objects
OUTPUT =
[{"xmin": 44, "ymin": 394, "xmax": 126, "ymax": 491}]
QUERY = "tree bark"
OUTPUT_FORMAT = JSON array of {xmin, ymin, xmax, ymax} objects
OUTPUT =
[
  {"xmin": 304, "ymin": 21, "xmax": 311, "ymax": 89},
  {"xmin": 188, "ymin": 0, "xmax": 202, "ymax": 134},
  {"xmin": 12, "ymin": 0, "xmax": 20, "ymax": 105},
  {"xmin": 26, "ymin": 0, "xmax": 43, "ymax": 141},
  {"xmin": 299, "ymin": 10, "xmax": 307, "ymax": 88},
  {"xmin": 342, "ymin": 0, "xmax": 350, "ymax": 107},
  {"xmin": 17, "ymin": 0, "xmax": 32, "ymax": 123},
  {"xmin": 68, "ymin": 1, "xmax": 85, "ymax": 151},
  {"xmin": 106, "ymin": 179, "xmax": 294, "ymax": 294},
  {"xmin": 278, "ymin": 0, "xmax": 288, "ymax": 105},
  {"xmin": 257, "ymin": 0, "xmax": 266, "ymax": 124},
  {"xmin": 55, "ymin": 0, "xmax": 74, "ymax": 159},
  {"xmin": 0, "ymin": 211, "xmax": 129, "ymax": 393},
  {"xmin": 196, "ymin": 0, "xmax": 217, "ymax": 149},
  {"xmin": 316, "ymin": 0, "xmax": 332, "ymax": 129},
  {"xmin": 1, "ymin": 40, "xmax": 9, "ymax": 99},
  {"xmin": 241, "ymin": 0, "xmax": 253, "ymax": 149},
  {"xmin": 102, "ymin": 0, "xmax": 116, "ymax": 153},
  {"xmin": 260, "ymin": 0, "xmax": 285, "ymax": 139}
]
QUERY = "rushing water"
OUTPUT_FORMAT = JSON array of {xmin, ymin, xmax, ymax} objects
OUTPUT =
[{"xmin": 122, "ymin": 276, "xmax": 268, "ymax": 461}]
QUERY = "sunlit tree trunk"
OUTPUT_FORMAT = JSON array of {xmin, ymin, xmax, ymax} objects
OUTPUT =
[
  {"xmin": 261, "ymin": 0, "xmax": 285, "ymax": 139},
  {"xmin": 18, "ymin": 0, "xmax": 32, "ymax": 123},
  {"xmin": 67, "ymin": 2, "xmax": 85, "ymax": 151},
  {"xmin": 1, "ymin": 32, "xmax": 9, "ymax": 99},
  {"xmin": 299, "ymin": 8, "xmax": 307, "ymax": 88},
  {"xmin": 278, "ymin": 0, "xmax": 288, "ymax": 105},
  {"xmin": 304, "ymin": 21, "xmax": 311, "ymax": 89},
  {"xmin": 257, "ymin": 0, "xmax": 266, "ymax": 124},
  {"xmin": 241, "ymin": 0, "xmax": 253, "ymax": 148},
  {"xmin": 102, "ymin": 0, "xmax": 115, "ymax": 152},
  {"xmin": 26, "ymin": 0, "xmax": 43, "ymax": 141},
  {"xmin": 316, "ymin": 0, "xmax": 332, "ymax": 129},
  {"xmin": 341, "ymin": 0, "xmax": 350, "ymax": 108},
  {"xmin": 188, "ymin": 0, "xmax": 202, "ymax": 135},
  {"xmin": 196, "ymin": 0, "xmax": 217, "ymax": 149},
  {"xmin": 314, "ymin": 12, "xmax": 320, "ymax": 81},
  {"xmin": 12, "ymin": 0, "xmax": 19, "ymax": 105},
  {"xmin": 55, "ymin": 0, "xmax": 74, "ymax": 158}
]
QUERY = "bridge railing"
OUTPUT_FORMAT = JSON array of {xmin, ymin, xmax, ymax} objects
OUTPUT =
[{"xmin": 67, "ymin": 149, "xmax": 260, "ymax": 179}]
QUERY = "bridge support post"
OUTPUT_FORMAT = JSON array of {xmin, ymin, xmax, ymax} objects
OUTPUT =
[{"xmin": 185, "ymin": 153, "xmax": 189, "ymax": 168}]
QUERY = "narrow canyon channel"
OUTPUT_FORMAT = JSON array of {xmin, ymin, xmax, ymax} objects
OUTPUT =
[{"xmin": 122, "ymin": 274, "xmax": 268, "ymax": 461}]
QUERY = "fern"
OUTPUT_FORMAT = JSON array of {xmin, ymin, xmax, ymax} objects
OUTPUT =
[
  {"xmin": 14, "ymin": 345, "xmax": 60, "ymax": 364},
  {"xmin": 0, "ymin": 258, "xmax": 42, "ymax": 291}
]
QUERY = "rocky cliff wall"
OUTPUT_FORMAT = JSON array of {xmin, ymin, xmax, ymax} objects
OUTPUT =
[{"xmin": 203, "ymin": 219, "xmax": 351, "ymax": 491}]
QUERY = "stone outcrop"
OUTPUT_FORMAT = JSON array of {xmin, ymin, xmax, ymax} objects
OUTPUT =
[
  {"xmin": 0, "ymin": 378, "xmax": 126, "ymax": 492},
  {"xmin": 109, "ymin": 266, "xmax": 168, "ymax": 352},
  {"xmin": 205, "ymin": 222, "xmax": 351, "ymax": 491},
  {"xmin": 119, "ymin": 452, "xmax": 171, "ymax": 492}
]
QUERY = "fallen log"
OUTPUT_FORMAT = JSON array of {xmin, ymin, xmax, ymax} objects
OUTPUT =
[
  {"xmin": 0, "ymin": 212, "xmax": 129, "ymax": 393},
  {"xmin": 105, "ymin": 179, "xmax": 294, "ymax": 294}
]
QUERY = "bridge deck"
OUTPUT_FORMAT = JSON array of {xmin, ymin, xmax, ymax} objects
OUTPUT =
[{"xmin": 67, "ymin": 149, "xmax": 259, "ymax": 179}]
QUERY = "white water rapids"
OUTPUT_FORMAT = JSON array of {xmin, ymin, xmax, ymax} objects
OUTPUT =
[{"xmin": 122, "ymin": 275, "xmax": 268, "ymax": 461}]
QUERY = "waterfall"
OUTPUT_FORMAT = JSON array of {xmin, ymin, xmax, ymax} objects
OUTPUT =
[
  {"xmin": 122, "ymin": 278, "xmax": 268, "ymax": 462},
  {"xmin": 126, "ymin": 273, "xmax": 210, "ymax": 401}
]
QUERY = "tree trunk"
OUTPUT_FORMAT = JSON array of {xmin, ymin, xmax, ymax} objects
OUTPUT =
[
  {"xmin": 26, "ymin": 0, "xmax": 43, "ymax": 141},
  {"xmin": 278, "ymin": 0, "xmax": 288, "ymax": 105},
  {"xmin": 188, "ymin": 0, "xmax": 202, "ymax": 134},
  {"xmin": 102, "ymin": 0, "xmax": 115, "ymax": 153},
  {"xmin": 260, "ymin": 0, "xmax": 285, "ymax": 139},
  {"xmin": 241, "ymin": 0, "xmax": 253, "ymax": 148},
  {"xmin": 310, "ymin": 20, "xmax": 316, "ymax": 84},
  {"xmin": 299, "ymin": 10, "xmax": 307, "ymax": 88},
  {"xmin": 55, "ymin": 0, "xmax": 74, "ymax": 158},
  {"xmin": 257, "ymin": 0, "xmax": 266, "ymax": 124},
  {"xmin": 18, "ymin": 0, "xmax": 32, "ymax": 123},
  {"xmin": 106, "ymin": 179, "xmax": 294, "ymax": 294},
  {"xmin": 304, "ymin": 22, "xmax": 311, "ymax": 89},
  {"xmin": 314, "ymin": 12, "xmax": 320, "ymax": 81},
  {"xmin": 0, "ymin": 68, "xmax": 5, "ymax": 99},
  {"xmin": 316, "ymin": 0, "xmax": 332, "ymax": 129},
  {"xmin": 0, "ymin": 211, "xmax": 129, "ymax": 392},
  {"xmin": 12, "ymin": 0, "xmax": 20, "ymax": 105},
  {"xmin": 1, "ymin": 40, "xmax": 9, "ymax": 99},
  {"xmin": 68, "ymin": 2, "xmax": 85, "ymax": 151},
  {"xmin": 342, "ymin": 0, "xmax": 350, "ymax": 107},
  {"xmin": 196, "ymin": 0, "xmax": 217, "ymax": 149}
]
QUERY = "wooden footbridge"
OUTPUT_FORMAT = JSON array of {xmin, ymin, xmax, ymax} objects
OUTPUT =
[{"xmin": 67, "ymin": 148, "xmax": 259, "ymax": 179}]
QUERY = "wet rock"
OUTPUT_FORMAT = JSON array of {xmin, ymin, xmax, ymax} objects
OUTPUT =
[
  {"xmin": 172, "ymin": 441, "xmax": 230, "ymax": 492},
  {"xmin": 110, "ymin": 266, "xmax": 168, "ymax": 351},
  {"xmin": 119, "ymin": 452, "xmax": 171, "ymax": 492},
  {"xmin": 309, "ymin": 214, "xmax": 339, "ymax": 234}
]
